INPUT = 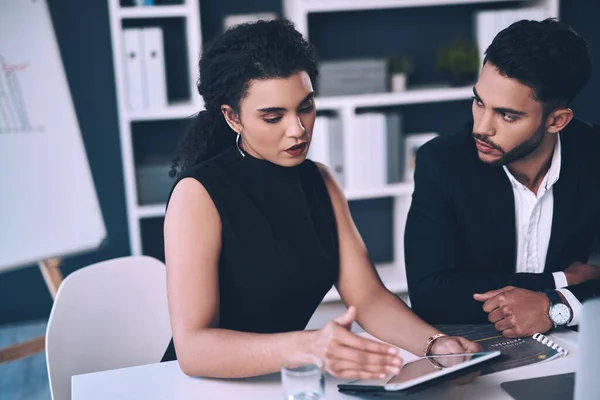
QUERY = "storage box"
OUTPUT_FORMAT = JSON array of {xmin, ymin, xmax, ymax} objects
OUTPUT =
[
  {"xmin": 136, "ymin": 163, "xmax": 176, "ymax": 205},
  {"xmin": 318, "ymin": 58, "xmax": 388, "ymax": 96}
]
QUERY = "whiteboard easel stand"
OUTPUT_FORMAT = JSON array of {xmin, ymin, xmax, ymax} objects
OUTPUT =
[
  {"xmin": 0, "ymin": 258, "xmax": 63, "ymax": 364},
  {"xmin": 38, "ymin": 257, "xmax": 64, "ymax": 299}
]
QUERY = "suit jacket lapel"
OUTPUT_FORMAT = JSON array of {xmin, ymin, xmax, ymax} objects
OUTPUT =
[
  {"xmin": 491, "ymin": 167, "xmax": 517, "ymax": 271},
  {"xmin": 474, "ymin": 155, "xmax": 517, "ymax": 272},
  {"xmin": 545, "ymin": 132, "xmax": 580, "ymax": 272}
]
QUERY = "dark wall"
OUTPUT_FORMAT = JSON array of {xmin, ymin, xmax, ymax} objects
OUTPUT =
[
  {"xmin": 1, "ymin": 0, "xmax": 598, "ymax": 324},
  {"xmin": 561, "ymin": 0, "xmax": 600, "ymax": 122}
]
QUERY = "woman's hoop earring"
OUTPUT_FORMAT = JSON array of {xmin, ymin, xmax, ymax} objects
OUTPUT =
[{"xmin": 236, "ymin": 132, "xmax": 245, "ymax": 157}]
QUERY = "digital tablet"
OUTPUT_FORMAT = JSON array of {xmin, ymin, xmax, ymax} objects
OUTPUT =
[{"xmin": 337, "ymin": 351, "xmax": 502, "ymax": 396}]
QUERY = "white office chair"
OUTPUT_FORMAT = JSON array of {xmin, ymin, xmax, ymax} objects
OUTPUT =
[{"xmin": 45, "ymin": 255, "xmax": 172, "ymax": 400}]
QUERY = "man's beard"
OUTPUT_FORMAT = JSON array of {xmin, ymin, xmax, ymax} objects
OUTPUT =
[{"xmin": 473, "ymin": 123, "xmax": 546, "ymax": 166}]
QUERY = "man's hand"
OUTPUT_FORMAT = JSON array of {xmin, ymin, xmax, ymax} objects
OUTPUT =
[
  {"xmin": 473, "ymin": 287, "xmax": 553, "ymax": 338},
  {"xmin": 563, "ymin": 262, "xmax": 600, "ymax": 286}
]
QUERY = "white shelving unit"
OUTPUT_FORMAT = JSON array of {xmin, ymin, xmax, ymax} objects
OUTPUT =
[
  {"xmin": 345, "ymin": 182, "xmax": 414, "ymax": 201},
  {"xmin": 107, "ymin": 0, "xmax": 203, "ymax": 256},
  {"xmin": 284, "ymin": 0, "xmax": 558, "ymax": 38},
  {"xmin": 292, "ymin": 0, "xmax": 545, "ymax": 15},
  {"xmin": 284, "ymin": 0, "xmax": 559, "ymax": 303},
  {"xmin": 106, "ymin": 0, "xmax": 560, "ymax": 307},
  {"xmin": 129, "ymin": 101, "xmax": 199, "ymax": 122},
  {"xmin": 316, "ymin": 86, "xmax": 474, "ymax": 110},
  {"xmin": 117, "ymin": 4, "xmax": 192, "ymax": 19}
]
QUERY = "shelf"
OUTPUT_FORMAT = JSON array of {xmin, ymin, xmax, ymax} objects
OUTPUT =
[
  {"xmin": 345, "ymin": 182, "xmax": 414, "ymax": 201},
  {"xmin": 137, "ymin": 204, "xmax": 167, "ymax": 218},
  {"xmin": 316, "ymin": 86, "xmax": 473, "ymax": 110},
  {"xmin": 128, "ymin": 102, "xmax": 200, "ymax": 121},
  {"xmin": 322, "ymin": 262, "xmax": 408, "ymax": 303},
  {"xmin": 300, "ymin": 0, "xmax": 524, "ymax": 13},
  {"xmin": 118, "ymin": 5, "xmax": 191, "ymax": 19}
]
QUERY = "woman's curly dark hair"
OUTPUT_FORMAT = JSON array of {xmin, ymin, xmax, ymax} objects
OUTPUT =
[{"xmin": 170, "ymin": 18, "xmax": 318, "ymax": 178}]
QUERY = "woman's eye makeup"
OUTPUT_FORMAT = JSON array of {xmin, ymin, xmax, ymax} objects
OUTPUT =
[
  {"xmin": 262, "ymin": 99, "xmax": 315, "ymax": 123},
  {"xmin": 300, "ymin": 100, "xmax": 315, "ymax": 113},
  {"xmin": 264, "ymin": 116, "xmax": 282, "ymax": 124}
]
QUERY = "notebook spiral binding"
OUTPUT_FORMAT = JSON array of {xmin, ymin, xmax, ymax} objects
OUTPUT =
[{"xmin": 532, "ymin": 333, "xmax": 569, "ymax": 356}]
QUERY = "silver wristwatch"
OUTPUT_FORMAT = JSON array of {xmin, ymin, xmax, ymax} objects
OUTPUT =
[{"xmin": 544, "ymin": 290, "xmax": 572, "ymax": 328}]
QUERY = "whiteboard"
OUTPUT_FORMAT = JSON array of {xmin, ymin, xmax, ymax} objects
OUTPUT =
[{"xmin": 0, "ymin": 0, "xmax": 106, "ymax": 272}]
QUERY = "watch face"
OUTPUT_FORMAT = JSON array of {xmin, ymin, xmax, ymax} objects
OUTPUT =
[{"xmin": 550, "ymin": 303, "xmax": 571, "ymax": 325}]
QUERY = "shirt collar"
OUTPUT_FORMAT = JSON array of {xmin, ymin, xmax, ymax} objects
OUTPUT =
[
  {"xmin": 503, "ymin": 134, "xmax": 562, "ymax": 192},
  {"xmin": 545, "ymin": 134, "xmax": 562, "ymax": 189}
]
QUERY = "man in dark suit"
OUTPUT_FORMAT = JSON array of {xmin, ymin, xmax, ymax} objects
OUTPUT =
[{"xmin": 405, "ymin": 18, "xmax": 600, "ymax": 338}]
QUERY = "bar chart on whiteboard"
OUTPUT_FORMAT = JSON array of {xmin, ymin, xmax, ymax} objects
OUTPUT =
[
  {"xmin": 0, "ymin": 0, "xmax": 106, "ymax": 272},
  {"xmin": 0, "ymin": 55, "xmax": 44, "ymax": 134}
]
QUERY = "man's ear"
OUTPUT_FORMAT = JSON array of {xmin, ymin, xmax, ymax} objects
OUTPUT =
[
  {"xmin": 546, "ymin": 108, "xmax": 573, "ymax": 134},
  {"xmin": 221, "ymin": 105, "xmax": 242, "ymax": 133}
]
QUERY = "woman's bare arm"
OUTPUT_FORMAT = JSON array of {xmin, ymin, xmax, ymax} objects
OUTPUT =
[
  {"xmin": 315, "ymin": 163, "xmax": 442, "ymax": 356},
  {"xmin": 164, "ymin": 177, "xmax": 399, "ymax": 378},
  {"xmin": 164, "ymin": 178, "xmax": 311, "ymax": 377}
]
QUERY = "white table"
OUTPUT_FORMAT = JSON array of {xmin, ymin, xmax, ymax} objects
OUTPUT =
[{"xmin": 72, "ymin": 331, "xmax": 578, "ymax": 400}]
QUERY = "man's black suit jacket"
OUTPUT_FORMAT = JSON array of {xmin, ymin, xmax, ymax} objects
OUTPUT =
[{"xmin": 405, "ymin": 118, "xmax": 600, "ymax": 324}]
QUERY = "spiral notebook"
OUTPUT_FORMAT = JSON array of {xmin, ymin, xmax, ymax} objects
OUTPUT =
[{"xmin": 435, "ymin": 324, "xmax": 569, "ymax": 375}]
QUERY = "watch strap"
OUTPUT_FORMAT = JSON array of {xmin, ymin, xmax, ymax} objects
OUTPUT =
[{"xmin": 544, "ymin": 289, "xmax": 562, "ymax": 306}]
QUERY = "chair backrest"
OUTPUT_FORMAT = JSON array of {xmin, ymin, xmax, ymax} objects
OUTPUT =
[
  {"xmin": 575, "ymin": 297, "xmax": 600, "ymax": 400},
  {"xmin": 45, "ymin": 255, "xmax": 172, "ymax": 400}
]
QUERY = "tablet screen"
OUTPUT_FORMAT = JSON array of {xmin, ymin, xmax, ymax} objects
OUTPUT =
[
  {"xmin": 339, "ymin": 351, "xmax": 500, "ymax": 392},
  {"xmin": 384, "ymin": 351, "xmax": 500, "ymax": 391}
]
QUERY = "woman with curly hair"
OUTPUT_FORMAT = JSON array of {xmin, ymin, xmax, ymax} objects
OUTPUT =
[{"xmin": 163, "ymin": 18, "xmax": 479, "ymax": 379}]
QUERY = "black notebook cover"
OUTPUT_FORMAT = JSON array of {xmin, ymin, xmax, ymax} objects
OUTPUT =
[{"xmin": 435, "ymin": 324, "xmax": 568, "ymax": 375}]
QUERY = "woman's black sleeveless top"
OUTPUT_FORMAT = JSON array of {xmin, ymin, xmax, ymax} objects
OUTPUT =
[{"xmin": 161, "ymin": 146, "xmax": 339, "ymax": 361}]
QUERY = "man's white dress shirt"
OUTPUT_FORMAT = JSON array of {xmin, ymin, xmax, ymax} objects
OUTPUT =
[{"xmin": 503, "ymin": 136, "xmax": 582, "ymax": 326}]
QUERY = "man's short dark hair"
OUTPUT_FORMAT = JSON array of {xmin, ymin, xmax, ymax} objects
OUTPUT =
[{"xmin": 484, "ymin": 18, "xmax": 591, "ymax": 111}]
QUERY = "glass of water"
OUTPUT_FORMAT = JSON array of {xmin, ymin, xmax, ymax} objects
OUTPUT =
[{"xmin": 281, "ymin": 353, "xmax": 325, "ymax": 400}]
